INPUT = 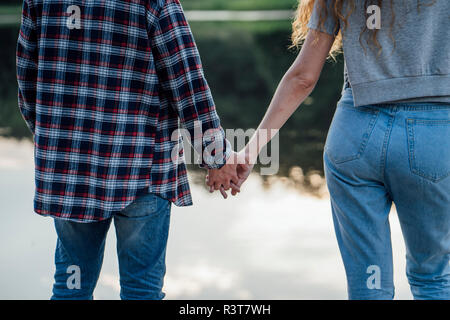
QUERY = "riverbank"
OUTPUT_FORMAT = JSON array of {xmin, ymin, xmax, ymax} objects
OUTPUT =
[
  {"xmin": 0, "ymin": 0, "xmax": 296, "ymax": 13},
  {"xmin": 0, "ymin": 8, "xmax": 293, "ymax": 26}
]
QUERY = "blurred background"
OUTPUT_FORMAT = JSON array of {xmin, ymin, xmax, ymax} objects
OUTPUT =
[{"xmin": 0, "ymin": 0, "xmax": 411, "ymax": 299}]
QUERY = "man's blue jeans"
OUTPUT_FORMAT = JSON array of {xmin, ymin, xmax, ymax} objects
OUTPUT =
[
  {"xmin": 51, "ymin": 193, "xmax": 171, "ymax": 300},
  {"xmin": 324, "ymin": 88, "xmax": 450, "ymax": 300}
]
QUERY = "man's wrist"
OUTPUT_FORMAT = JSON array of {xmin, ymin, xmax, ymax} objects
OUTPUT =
[{"xmin": 200, "ymin": 138, "xmax": 232, "ymax": 170}]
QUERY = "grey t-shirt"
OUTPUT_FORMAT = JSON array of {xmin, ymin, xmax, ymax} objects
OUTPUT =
[{"xmin": 308, "ymin": 0, "xmax": 450, "ymax": 106}]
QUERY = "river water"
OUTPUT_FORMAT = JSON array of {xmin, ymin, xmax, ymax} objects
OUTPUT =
[{"xmin": 0, "ymin": 138, "xmax": 412, "ymax": 299}]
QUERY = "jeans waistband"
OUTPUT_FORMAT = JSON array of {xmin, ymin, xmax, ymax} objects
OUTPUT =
[{"xmin": 340, "ymin": 88, "xmax": 450, "ymax": 111}]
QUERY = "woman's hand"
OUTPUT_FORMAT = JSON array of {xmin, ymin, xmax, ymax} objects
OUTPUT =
[
  {"xmin": 205, "ymin": 150, "xmax": 254, "ymax": 198},
  {"xmin": 230, "ymin": 149, "xmax": 254, "ymax": 196}
]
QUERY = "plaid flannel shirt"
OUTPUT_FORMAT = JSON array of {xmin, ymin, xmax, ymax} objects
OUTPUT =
[{"xmin": 16, "ymin": 0, "xmax": 230, "ymax": 222}]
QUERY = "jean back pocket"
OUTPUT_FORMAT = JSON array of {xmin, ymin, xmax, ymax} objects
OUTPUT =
[
  {"xmin": 407, "ymin": 118, "xmax": 450, "ymax": 182},
  {"xmin": 325, "ymin": 104, "xmax": 379, "ymax": 164},
  {"xmin": 120, "ymin": 193, "xmax": 167, "ymax": 218}
]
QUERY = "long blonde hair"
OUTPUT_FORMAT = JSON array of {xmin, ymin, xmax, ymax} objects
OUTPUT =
[
  {"xmin": 291, "ymin": 0, "xmax": 351, "ymax": 59},
  {"xmin": 292, "ymin": 0, "xmax": 436, "ymax": 59}
]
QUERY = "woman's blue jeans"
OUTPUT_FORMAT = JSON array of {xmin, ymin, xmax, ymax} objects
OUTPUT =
[
  {"xmin": 51, "ymin": 193, "xmax": 171, "ymax": 300},
  {"xmin": 324, "ymin": 88, "xmax": 450, "ymax": 300}
]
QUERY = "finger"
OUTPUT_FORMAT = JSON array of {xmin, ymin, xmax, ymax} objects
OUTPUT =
[
  {"xmin": 206, "ymin": 177, "xmax": 214, "ymax": 187},
  {"xmin": 220, "ymin": 187, "xmax": 228, "ymax": 199},
  {"xmin": 209, "ymin": 185, "xmax": 214, "ymax": 193},
  {"xmin": 230, "ymin": 183, "xmax": 241, "ymax": 196},
  {"xmin": 236, "ymin": 169, "xmax": 247, "ymax": 180},
  {"xmin": 231, "ymin": 171, "xmax": 241, "ymax": 184},
  {"xmin": 230, "ymin": 182, "xmax": 240, "ymax": 193},
  {"xmin": 222, "ymin": 181, "xmax": 231, "ymax": 190},
  {"xmin": 234, "ymin": 178, "xmax": 245, "ymax": 189},
  {"xmin": 214, "ymin": 182, "xmax": 221, "ymax": 191}
]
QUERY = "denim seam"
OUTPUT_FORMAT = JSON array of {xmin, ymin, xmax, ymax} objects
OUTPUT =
[
  {"xmin": 338, "ymin": 102, "xmax": 379, "ymax": 114},
  {"xmin": 389, "ymin": 105, "xmax": 450, "ymax": 111},
  {"xmin": 380, "ymin": 113, "xmax": 396, "ymax": 182},
  {"xmin": 409, "ymin": 119, "xmax": 450, "ymax": 125},
  {"xmin": 406, "ymin": 119, "xmax": 416, "ymax": 182}
]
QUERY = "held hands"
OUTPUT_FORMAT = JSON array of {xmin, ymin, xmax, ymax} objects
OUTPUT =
[{"xmin": 205, "ymin": 150, "xmax": 254, "ymax": 199}]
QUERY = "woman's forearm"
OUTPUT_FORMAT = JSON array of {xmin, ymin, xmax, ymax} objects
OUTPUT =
[
  {"xmin": 246, "ymin": 70, "xmax": 316, "ymax": 161},
  {"xmin": 244, "ymin": 30, "xmax": 335, "ymax": 163}
]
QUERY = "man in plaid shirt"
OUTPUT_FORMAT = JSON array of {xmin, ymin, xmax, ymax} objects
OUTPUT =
[{"xmin": 17, "ymin": 0, "xmax": 240, "ymax": 299}]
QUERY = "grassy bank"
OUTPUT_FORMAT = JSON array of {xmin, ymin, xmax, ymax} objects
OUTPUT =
[
  {"xmin": 0, "ymin": 0, "xmax": 298, "ymax": 16},
  {"xmin": 181, "ymin": 0, "xmax": 297, "ymax": 10},
  {"xmin": 190, "ymin": 20, "xmax": 292, "ymax": 34},
  {"xmin": 0, "ymin": 5, "xmax": 20, "ymax": 15}
]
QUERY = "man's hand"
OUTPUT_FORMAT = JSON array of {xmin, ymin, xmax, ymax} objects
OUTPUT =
[
  {"xmin": 206, "ymin": 150, "xmax": 254, "ymax": 198},
  {"xmin": 206, "ymin": 151, "xmax": 239, "ymax": 198}
]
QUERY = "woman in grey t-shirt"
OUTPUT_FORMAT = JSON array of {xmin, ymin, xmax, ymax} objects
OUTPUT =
[{"xmin": 211, "ymin": 0, "xmax": 450, "ymax": 300}]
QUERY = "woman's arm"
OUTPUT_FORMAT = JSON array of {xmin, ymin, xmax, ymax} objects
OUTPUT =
[
  {"xmin": 208, "ymin": 30, "xmax": 335, "ymax": 196},
  {"xmin": 244, "ymin": 30, "xmax": 335, "ymax": 163}
]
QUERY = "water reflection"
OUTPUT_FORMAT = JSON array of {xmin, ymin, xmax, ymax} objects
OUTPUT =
[
  {"xmin": 0, "ymin": 137, "xmax": 412, "ymax": 299},
  {"xmin": 0, "ymin": 21, "xmax": 344, "ymax": 181}
]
